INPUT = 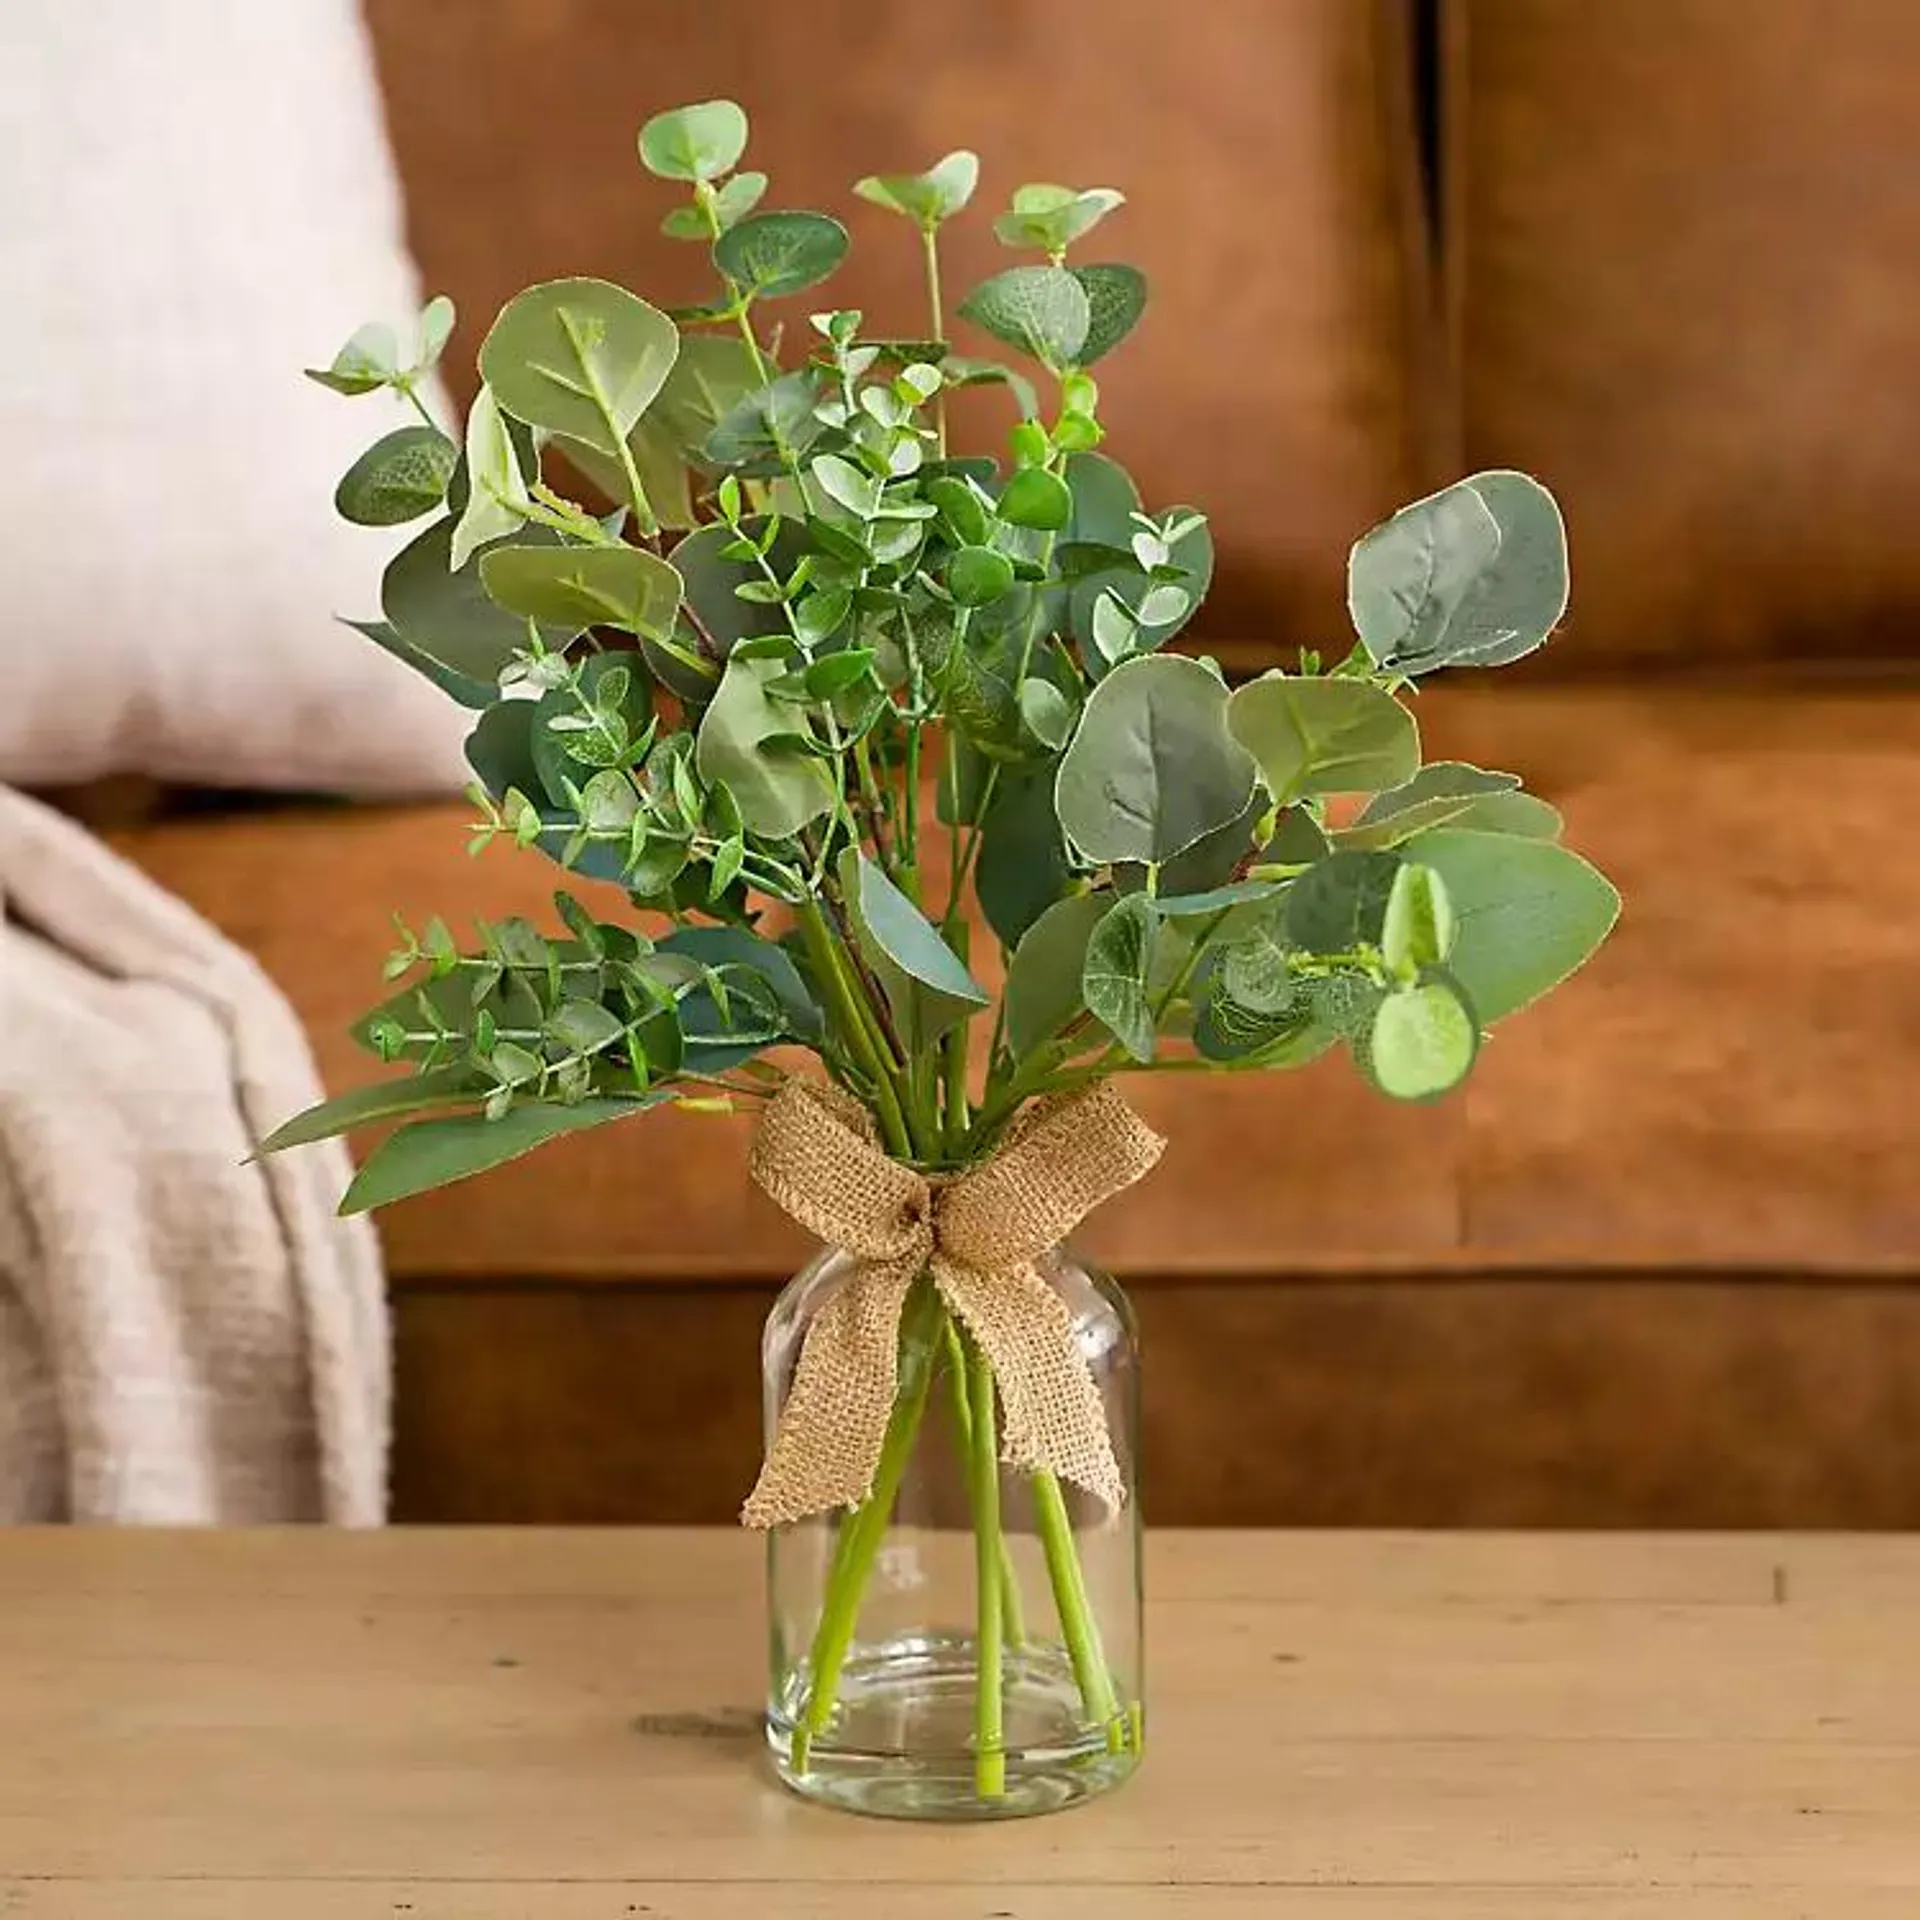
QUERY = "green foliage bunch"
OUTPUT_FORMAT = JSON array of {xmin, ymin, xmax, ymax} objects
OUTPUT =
[{"xmin": 272, "ymin": 100, "xmax": 1618, "ymax": 1209}]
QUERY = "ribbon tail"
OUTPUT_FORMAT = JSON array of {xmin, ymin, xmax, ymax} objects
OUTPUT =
[
  {"xmin": 933, "ymin": 1257, "xmax": 1126, "ymax": 1515},
  {"xmin": 741, "ymin": 1260, "xmax": 918, "ymax": 1529}
]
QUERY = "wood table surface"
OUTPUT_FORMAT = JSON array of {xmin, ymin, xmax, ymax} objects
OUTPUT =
[{"xmin": 2, "ymin": 1529, "xmax": 1917, "ymax": 1916}]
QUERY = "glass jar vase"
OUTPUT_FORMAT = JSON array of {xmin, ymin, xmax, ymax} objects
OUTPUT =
[{"xmin": 762, "ymin": 1245, "xmax": 1143, "ymax": 1821}]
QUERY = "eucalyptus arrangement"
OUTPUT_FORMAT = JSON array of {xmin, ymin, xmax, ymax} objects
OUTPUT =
[{"xmin": 271, "ymin": 98, "xmax": 1617, "ymax": 1821}]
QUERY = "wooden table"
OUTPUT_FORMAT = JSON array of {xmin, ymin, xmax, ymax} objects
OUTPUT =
[{"xmin": 3, "ymin": 1530, "xmax": 1917, "ymax": 1915}]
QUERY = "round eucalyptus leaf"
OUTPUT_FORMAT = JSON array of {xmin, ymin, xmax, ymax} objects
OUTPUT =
[
  {"xmin": 479, "ymin": 542, "xmax": 682, "ymax": 640},
  {"xmin": 709, "ymin": 170, "xmax": 769, "ymax": 231},
  {"xmin": 1344, "ymin": 761, "xmax": 1524, "ymax": 849},
  {"xmin": 1054, "ymin": 654, "xmax": 1259, "ymax": 866},
  {"xmin": 715, "ymin": 211, "xmax": 850, "ymax": 300},
  {"xmin": 694, "ymin": 654, "xmax": 836, "ymax": 839},
  {"xmin": 958, "ymin": 265, "xmax": 1091, "ymax": 371},
  {"xmin": 948, "ymin": 546, "xmax": 1017, "ymax": 607},
  {"xmin": 853, "ymin": 150, "xmax": 980, "ymax": 227},
  {"xmin": 1284, "ymin": 850, "xmax": 1404, "ymax": 955},
  {"xmin": 924, "ymin": 475, "xmax": 992, "ymax": 548},
  {"xmin": 1004, "ymin": 891, "xmax": 1109, "ymax": 1058},
  {"xmin": 480, "ymin": 279, "xmax": 679, "ymax": 457},
  {"xmin": 1348, "ymin": 470, "xmax": 1568, "ymax": 676},
  {"xmin": 334, "ymin": 426, "xmax": 456, "ymax": 527},
  {"xmin": 638, "ymin": 99, "xmax": 749, "ymax": 182},
  {"xmin": 304, "ymin": 320, "xmax": 399, "ymax": 395},
  {"xmin": 1068, "ymin": 264, "xmax": 1148, "ymax": 365},
  {"xmin": 1227, "ymin": 672, "xmax": 1421, "ymax": 803},
  {"xmin": 1363, "ymin": 975, "xmax": 1480, "ymax": 1101},
  {"xmin": 976, "ymin": 766, "xmax": 1072, "ymax": 947},
  {"xmin": 1395, "ymin": 829, "xmax": 1619, "ymax": 1023},
  {"xmin": 997, "ymin": 466, "xmax": 1073, "ymax": 532},
  {"xmin": 1017, "ymin": 677, "xmax": 1076, "ymax": 751}
]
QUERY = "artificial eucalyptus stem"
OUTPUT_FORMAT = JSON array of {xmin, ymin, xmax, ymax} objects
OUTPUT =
[
  {"xmin": 793, "ymin": 900, "xmax": 912, "ymax": 1160},
  {"xmin": 921, "ymin": 224, "xmax": 949, "ymax": 459},
  {"xmin": 966, "ymin": 1333, "xmax": 1008, "ymax": 1798}
]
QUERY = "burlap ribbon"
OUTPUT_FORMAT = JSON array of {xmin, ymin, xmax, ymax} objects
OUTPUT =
[{"xmin": 740, "ymin": 1078, "xmax": 1166, "ymax": 1530}]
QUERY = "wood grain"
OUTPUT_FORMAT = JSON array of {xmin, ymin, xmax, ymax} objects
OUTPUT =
[{"xmin": 2, "ymin": 1530, "xmax": 1917, "ymax": 1913}]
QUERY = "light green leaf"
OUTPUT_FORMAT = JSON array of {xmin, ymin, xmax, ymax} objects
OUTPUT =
[
  {"xmin": 1381, "ymin": 863, "xmax": 1454, "ymax": 976},
  {"xmin": 335, "ymin": 426, "xmax": 457, "ymax": 527},
  {"xmin": 1227, "ymin": 672, "xmax": 1421, "ymax": 803},
  {"xmin": 1004, "ymin": 892, "xmax": 1108, "ymax": 1058},
  {"xmin": 1068, "ymin": 264, "xmax": 1147, "ymax": 365},
  {"xmin": 1343, "ymin": 761, "xmax": 1523, "ymax": 849},
  {"xmin": 948, "ymin": 546, "xmax": 1017, "ymax": 607},
  {"xmin": 998, "ymin": 467, "xmax": 1072, "ymax": 531},
  {"xmin": 1082, "ymin": 891, "xmax": 1156, "ymax": 1062},
  {"xmin": 416, "ymin": 295, "xmax": 456, "ymax": 371},
  {"xmin": 260, "ymin": 1067, "xmax": 483, "ymax": 1154},
  {"xmin": 853, "ymin": 150, "xmax": 980, "ymax": 227},
  {"xmin": 450, "ymin": 386, "xmax": 531, "ymax": 570},
  {"xmin": 838, "ymin": 849, "xmax": 988, "ymax": 1051},
  {"xmin": 695, "ymin": 654, "xmax": 837, "ymax": 838},
  {"xmin": 341, "ymin": 1097, "xmax": 661, "ymax": 1214},
  {"xmin": 1285, "ymin": 849, "xmax": 1404, "ymax": 955},
  {"xmin": 715, "ymin": 211, "xmax": 850, "ymax": 300},
  {"xmin": 958, "ymin": 265, "xmax": 1091, "ymax": 370},
  {"xmin": 479, "ymin": 543, "xmax": 682, "ymax": 640},
  {"xmin": 479, "ymin": 279, "xmax": 679, "ymax": 458},
  {"xmin": 1018, "ymin": 677, "xmax": 1075, "ymax": 751},
  {"xmin": 1399, "ymin": 829, "xmax": 1619, "ymax": 1023},
  {"xmin": 1443, "ymin": 788, "xmax": 1565, "ymax": 840},
  {"xmin": 1363, "ymin": 975, "xmax": 1480, "ymax": 1101},
  {"xmin": 638, "ymin": 100, "xmax": 749, "ymax": 182},
  {"xmin": 304, "ymin": 320, "xmax": 399, "ymax": 395},
  {"xmin": 1054, "ymin": 654, "xmax": 1259, "ymax": 866},
  {"xmin": 993, "ymin": 185, "xmax": 1125, "ymax": 254},
  {"xmin": 811, "ymin": 451, "xmax": 882, "ymax": 517},
  {"xmin": 1349, "ymin": 470, "xmax": 1568, "ymax": 675}
]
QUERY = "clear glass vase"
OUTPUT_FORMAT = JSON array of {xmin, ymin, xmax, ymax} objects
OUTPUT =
[{"xmin": 762, "ymin": 1245, "xmax": 1143, "ymax": 1821}]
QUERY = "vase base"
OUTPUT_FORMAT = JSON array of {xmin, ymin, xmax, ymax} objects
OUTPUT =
[{"xmin": 767, "ymin": 1631, "xmax": 1140, "ymax": 1822}]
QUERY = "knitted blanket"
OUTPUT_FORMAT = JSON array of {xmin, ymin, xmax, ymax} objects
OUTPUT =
[{"xmin": 0, "ymin": 788, "xmax": 387, "ymax": 1522}]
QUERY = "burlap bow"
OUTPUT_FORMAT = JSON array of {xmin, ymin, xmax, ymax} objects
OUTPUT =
[{"xmin": 740, "ymin": 1077, "xmax": 1166, "ymax": 1530}]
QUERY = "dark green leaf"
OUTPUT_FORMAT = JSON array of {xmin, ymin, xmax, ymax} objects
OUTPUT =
[
  {"xmin": 715, "ymin": 211, "xmax": 850, "ymax": 300},
  {"xmin": 839, "ymin": 848, "xmax": 988, "ymax": 1050},
  {"xmin": 658, "ymin": 925, "xmax": 823, "ymax": 1043},
  {"xmin": 977, "ymin": 764, "xmax": 1073, "ymax": 947},
  {"xmin": 694, "ymin": 654, "xmax": 837, "ymax": 837},
  {"xmin": 1068, "ymin": 264, "xmax": 1147, "ymax": 365},
  {"xmin": 341, "ymin": 616, "xmax": 495, "ymax": 710},
  {"xmin": 260, "ymin": 1067, "xmax": 483, "ymax": 1153},
  {"xmin": 335, "ymin": 426, "xmax": 456, "ymax": 527},
  {"xmin": 948, "ymin": 546, "xmax": 1017, "ymax": 607},
  {"xmin": 1004, "ymin": 891, "xmax": 1109, "ymax": 1058},
  {"xmin": 383, "ymin": 519, "xmax": 579, "ymax": 687},
  {"xmin": 1082, "ymin": 892, "xmax": 1156, "ymax": 1062},
  {"xmin": 341, "ymin": 1098, "xmax": 661, "ymax": 1213},
  {"xmin": 1285, "ymin": 850, "xmax": 1405, "ymax": 954},
  {"xmin": 958, "ymin": 265, "xmax": 1091, "ymax": 370}
]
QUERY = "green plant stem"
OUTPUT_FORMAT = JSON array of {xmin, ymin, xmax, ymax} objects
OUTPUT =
[
  {"xmin": 941, "ymin": 919, "xmax": 972, "ymax": 1154},
  {"xmin": 789, "ymin": 1285, "xmax": 943, "ymax": 1773},
  {"xmin": 734, "ymin": 302, "xmax": 773, "ymax": 385},
  {"xmin": 921, "ymin": 225, "xmax": 949, "ymax": 459},
  {"xmin": 941, "ymin": 1318, "xmax": 1026, "ymax": 1647},
  {"xmin": 793, "ymin": 901, "xmax": 913, "ymax": 1160},
  {"xmin": 1031, "ymin": 1469, "xmax": 1126, "ymax": 1751},
  {"xmin": 396, "ymin": 379, "xmax": 439, "ymax": 434},
  {"xmin": 852, "ymin": 736, "xmax": 894, "ymax": 873},
  {"xmin": 965, "ymin": 1334, "xmax": 1007, "ymax": 1798}
]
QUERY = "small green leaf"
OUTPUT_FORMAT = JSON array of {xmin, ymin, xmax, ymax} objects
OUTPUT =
[
  {"xmin": 695, "ymin": 654, "xmax": 837, "ymax": 838},
  {"xmin": 838, "ymin": 849, "xmax": 989, "ymax": 1051},
  {"xmin": 998, "ymin": 467, "xmax": 1073, "ymax": 531},
  {"xmin": 259, "ymin": 1067, "xmax": 483, "ymax": 1154},
  {"xmin": 1227, "ymin": 673, "xmax": 1421, "ymax": 803},
  {"xmin": 335, "ymin": 426, "xmax": 457, "ymax": 527},
  {"xmin": 658, "ymin": 924, "xmax": 822, "ymax": 1044},
  {"xmin": 993, "ymin": 184, "xmax": 1125, "ymax": 255},
  {"xmin": 1018, "ymin": 677, "xmax": 1075, "ymax": 751},
  {"xmin": 948, "ymin": 546, "xmax": 1017, "ymax": 607},
  {"xmin": 708, "ymin": 170, "xmax": 769, "ymax": 230},
  {"xmin": 638, "ymin": 100, "xmax": 749, "ymax": 182},
  {"xmin": 1005, "ymin": 892, "xmax": 1109, "ymax": 1058},
  {"xmin": 811, "ymin": 451, "xmax": 882, "ymax": 518},
  {"xmin": 415, "ymin": 295, "xmax": 456, "ymax": 371},
  {"xmin": 925, "ymin": 475, "xmax": 992, "ymax": 547},
  {"xmin": 802, "ymin": 648, "xmax": 875, "ymax": 699},
  {"xmin": 959, "ymin": 266, "xmax": 1091, "ymax": 370},
  {"xmin": 1344, "ymin": 761, "xmax": 1525, "ymax": 849},
  {"xmin": 1082, "ymin": 892, "xmax": 1156, "ymax": 1063},
  {"xmin": 450, "ymin": 387, "xmax": 531, "ymax": 570},
  {"xmin": 1055, "ymin": 654, "xmax": 1259, "ymax": 865},
  {"xmin": 480, "ymin": 542, "xmax": 683, "ymax": 640},
  {"xmin": 546, "ymin": 998, "xmax": 626, "ymax": 1055},
  {"xmin": 853, "ymin": 150, "xmax": 980, "ymax": 227},
  {"xmin": 715, "ymin": 211, "xmax": 850, "ymax": 300},
  {"xmin": 1068, "ymin": 264, "xmax": 1147, "ymax": 365},
  {"xmin": 1363, "ymin": 975, "xmax": 1480, "ymax": 1101},
  {"xmin": 304, "ymin": 320, "xmax": 399, "ymax": 395},
  {"xmin": 480, "ymin": 279, "xmax": 680, "ymax": 458},
  {"xmin": 340, "ymin": 1098, "xmax": 661, "ymax": 1213},
  {"xmin": 1381, "ymin": 863, "xmax": 1455, "ymax": 976}
]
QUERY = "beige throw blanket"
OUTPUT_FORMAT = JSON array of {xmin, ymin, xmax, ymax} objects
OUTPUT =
[{"xmin": 0, "ymin": 788, "xmax": 388, "ymax": 1523}]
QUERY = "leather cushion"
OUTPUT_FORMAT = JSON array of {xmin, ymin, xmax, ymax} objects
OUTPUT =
[{"xmin": 1445, "ymin": 0, "xmax": 1920, "ymax": 668}]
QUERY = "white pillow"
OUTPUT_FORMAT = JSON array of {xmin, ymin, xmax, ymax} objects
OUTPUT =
[{"xmin": 0, "ymin": 0, "xmax": 469, "ymax": 794}]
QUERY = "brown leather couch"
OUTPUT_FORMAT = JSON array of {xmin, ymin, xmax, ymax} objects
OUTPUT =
[{"xmin": 106, "ymin": 1, "xmax": 1920, "ymax": 1526}]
